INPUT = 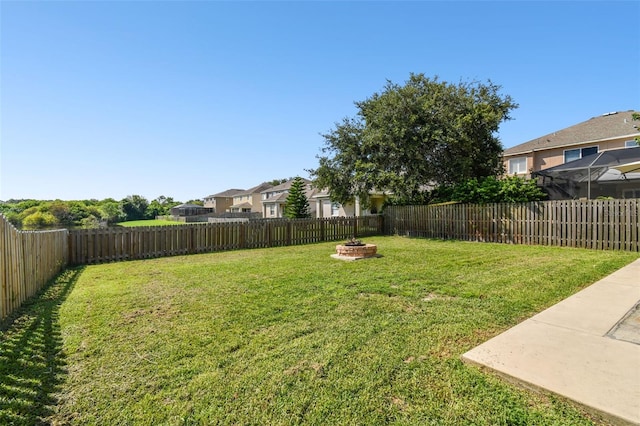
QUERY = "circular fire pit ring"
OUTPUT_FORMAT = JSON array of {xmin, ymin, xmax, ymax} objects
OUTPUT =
[{"xmin": 331, "ymin": 243, "xmax": 379, "ymax": 261}]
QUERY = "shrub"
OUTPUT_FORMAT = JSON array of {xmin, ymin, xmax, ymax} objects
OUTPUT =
[
  {"xmin": 386, "ymin": 176, "xmax": 547, "ymax": 206},
  {"xmin": 22, "ymin": 211, "xmax": 58, "ymax": 229},
  {"xmin": 433, "ymin": 176, "xmax": 547, "ymax": 204}
]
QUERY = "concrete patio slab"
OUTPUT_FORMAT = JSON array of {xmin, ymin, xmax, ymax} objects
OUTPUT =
[{"xmin": 462, "ymin": 258, "xmax": 640, "ymax": 425}]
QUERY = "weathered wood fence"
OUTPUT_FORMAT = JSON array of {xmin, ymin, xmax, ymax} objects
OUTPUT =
[
  {"xmin": 68, "ymin": 216, "xmax": 383, "ymax": 265},
  {"xmin": 0, "ymin": 214, "xmax": 69, "ymax": 321},
  {"xmin": 384, "ymin": 199, "xmax": 640, "ymax": 252},
  {"xmin": 4, "ymin": 199, "xmax": 638, "ymax": 319}
]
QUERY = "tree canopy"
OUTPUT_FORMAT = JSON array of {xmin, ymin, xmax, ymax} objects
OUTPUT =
[{"xmin": 309, "ymin": 74, "xmax": 518, "ymax": 205}]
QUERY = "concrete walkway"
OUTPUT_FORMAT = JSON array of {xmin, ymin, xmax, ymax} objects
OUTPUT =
[{"xmin": 462, "ymin": 258, "xmax": 640, "ymax": 426}]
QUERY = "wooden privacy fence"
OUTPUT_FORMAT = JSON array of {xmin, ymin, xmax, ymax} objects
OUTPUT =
[
  {"xmin": 0, "ymin": 214, "xmax": 69, "ymax": 321},
  {"xmin": 384, "ymin": 199, "xmax": 640, "ymax": 252},
  {"xmin": 68, "ymin": 216, "xmax": 383, "ymax": 265}
]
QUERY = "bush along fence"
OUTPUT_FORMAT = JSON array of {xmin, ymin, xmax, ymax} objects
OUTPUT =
[
  {"xmin": 384, "ymin": 199, "xmax": 640, "ymax": 252},
  {"xmin": 0, "ymin": 214, "xmax": 69, "ymax": 321},
  {"xmin": 68, "ymin": 216, "xmax": 384, "ymax": 265}
]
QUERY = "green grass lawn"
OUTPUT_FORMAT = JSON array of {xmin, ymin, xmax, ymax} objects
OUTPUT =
[
  {"xmin": 2, "ymin": 237, "xmax": 637, "ymax": 425},
  {"xmin": 117, "ymin": 219, "xmax": 186, "ymax": 227}
]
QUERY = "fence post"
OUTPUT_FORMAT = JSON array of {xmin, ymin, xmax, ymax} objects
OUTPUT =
[{"xmin": 239, "ymin": 223, "xmax": 246, "ymax": 249}]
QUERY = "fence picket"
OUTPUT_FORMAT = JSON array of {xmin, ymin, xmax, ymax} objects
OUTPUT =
[
  {"xmin": 384, "ymin": 199, "xmax": 639, "ymax": 253},
  {"xmin": 0, "ymin": 214, "xmax": 68, "ymax": 321},
  {"xmin": 64, "ymin": 217, "xmax": 383, "ymax": 264},
  {"xmin": 3, "ymin": 201, "xmax": 639, "ymax": 320}
]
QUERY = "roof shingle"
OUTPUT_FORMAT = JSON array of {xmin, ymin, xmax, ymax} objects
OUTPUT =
[
  {"xmin": 503, "ymin": 110, "xmax": 639, "ymax": 156},
  {"xmin": 207, "ymin": 188, "xmax": 244, "ymax": 198}
]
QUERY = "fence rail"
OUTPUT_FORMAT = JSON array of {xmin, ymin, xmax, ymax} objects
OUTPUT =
[
  {"xmin": 384, "ymin": 199, "xmax": 640, "ymax": 252},
  {"xmin": 5, "ymin": 199, "xmax": 638, "ymax": 319},
  {"xmin": 68, "ymin": 216, "xmax": 383, "ymax": 265},
  {"xmin": 0, "ymin": 214, "xmax": 69, "ymax": 321}
]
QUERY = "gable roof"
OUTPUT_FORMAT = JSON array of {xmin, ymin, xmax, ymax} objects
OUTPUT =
[
  {"xmin": 230, "ymin": 202, "xmax": 253, "ymax": 209},
  {"xmin": 207, "ymin": 188, "xmax": 244, "ymax": 198},
  {"xmin": 262, "ymin": 179, "xmax": 318, "ymax": 205},
  {"xmin": 236, "ymin": 182, "xmax": 273, "ymax": 196},
  {"xmin": 263, "ymin": 188, "xmax": 319, "ymax": 205},
  {"xmin": 504, "ymin": 110, "xmax": 639, "ymax": 156},
  {"xmin": 262, "ymin": 178, "xmax": 312, "ymax": 193},
  {"xmin": 262, "ymin": 192, "xmax": 290, "ymax": 204}
]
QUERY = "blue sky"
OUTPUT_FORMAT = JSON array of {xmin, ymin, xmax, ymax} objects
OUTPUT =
[{"xmin": 1, "ymin": 1, "xmax": 638, "ymax": 202}]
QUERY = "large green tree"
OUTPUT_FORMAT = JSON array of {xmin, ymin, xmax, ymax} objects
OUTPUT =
[
  {"xmin": 284, "ymin": 177, "xmax": 311, "ymax": 219},
  {"xmin": 120, "ymin": 195, "xmax": 149, "ymax": 221},
  {"xmin": 310, "ymin": 73, "xmax": 518, "ymax": 205}
]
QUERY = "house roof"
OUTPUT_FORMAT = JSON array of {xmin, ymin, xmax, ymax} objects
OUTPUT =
[
  {"xmin": 207, "ymin": 188, "xmax": 244, "ymax": 198},
  {"xmin": 262, "ymin": 185, "xmax": 319, "ymax": 205},
  {"xmin": 262, "ymin": 193, "xmax": 289, "ymax": 204},
  {"xmin": 262, "ymin": 178, "xmax": 312, "ymax": 193},
  {"xmin": 236, "ymin": 182, "xmax": 273, "ymax": 196},
  {"xmin": 312, "ymin": 189, "xmax": 330, "ymax": 198},
  {"xmin": 504, "ymin": 110, "xmax": 639, "ymax": 156}
]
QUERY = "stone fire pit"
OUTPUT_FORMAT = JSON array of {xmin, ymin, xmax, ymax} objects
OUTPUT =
[{"xmin": 331, "ymin": 240, "xmax": 379, "ymax": 261}]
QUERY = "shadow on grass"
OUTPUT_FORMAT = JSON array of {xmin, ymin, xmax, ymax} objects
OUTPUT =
[{"xmin": 0, "ymin": 266, "xmax": 84, "ymax": 425}]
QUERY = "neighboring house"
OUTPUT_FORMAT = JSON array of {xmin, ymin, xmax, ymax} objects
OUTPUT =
[
  {"xmin": 203, "ymin": 188, "xmax": 244, "ymax": 213},
  {"xmin": 312, "ymin": 189, "xmax": 389, "ymax": 218},
  {"xmin": 503, "ymin": 110, "xmax": 639, "ymax": 177},
  {"xmin": 261, "ymin": 178, "xmax": 317, "ymax": 218},
  {"xmin": 229, "ymin": 182, "xmax": 274, "ymax": 215},
  {"xmin": 170, "ymin": 203, "xmax": 213, "ymax": 217}
]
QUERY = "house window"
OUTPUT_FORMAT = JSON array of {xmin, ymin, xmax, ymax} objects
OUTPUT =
[
  {"xmin": 269, "ymin": 205, "xmax": 275, "ymax": 216},
  {"xmin": 331, "ymin": 203, "xmax": 340, "ymax": 217},
  {"xmin": 508, "ymin": 157, "xmax": 527, "ymax": 174},
  {"xmin": 625, "ymin": 140, "xmax": 638, "ymax": 148},
  {"xmin": 564, "ymin": 146, "xmax": 598, "ymax": 163}
]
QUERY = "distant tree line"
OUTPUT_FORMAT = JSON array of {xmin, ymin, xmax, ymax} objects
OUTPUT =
[{"xmin": 0, "ymin": 195, "xmax": 195, "ymax": 230}]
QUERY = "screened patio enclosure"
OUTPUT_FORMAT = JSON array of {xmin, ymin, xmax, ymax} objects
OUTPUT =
[{"xmin": 533, "ymin": 147, "xmax": 640, "ymax": 199}]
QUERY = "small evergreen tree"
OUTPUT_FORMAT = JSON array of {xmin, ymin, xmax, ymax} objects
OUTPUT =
[{"xmin": 284, "ymin": 177, "xmax": 311, "ymax": 219}]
